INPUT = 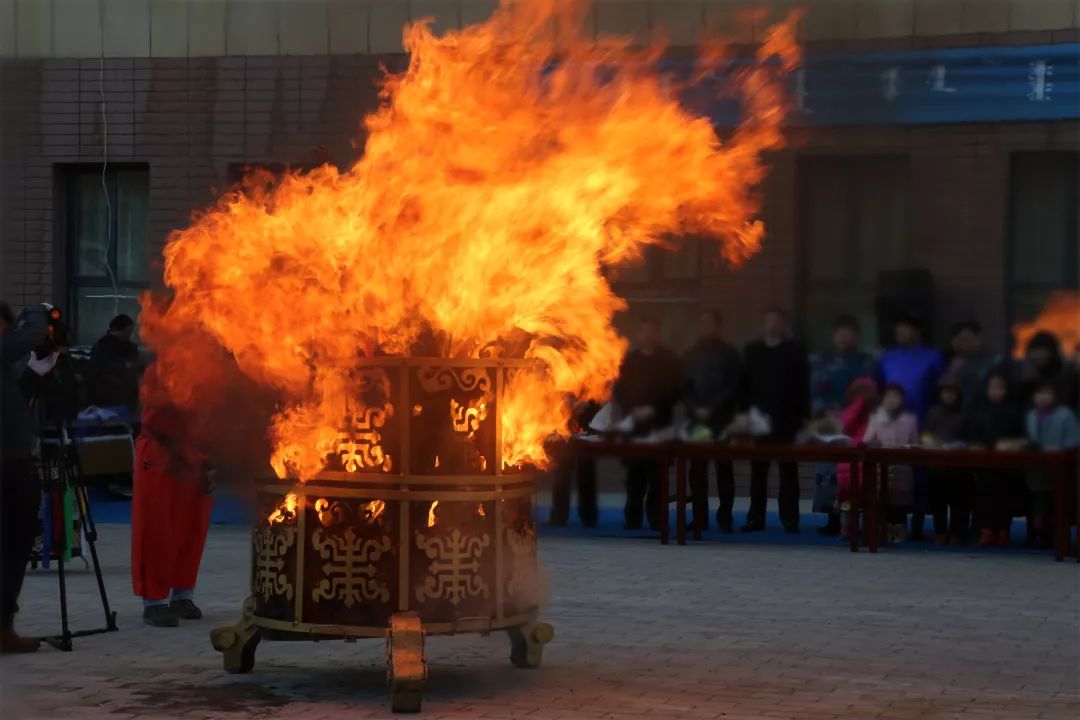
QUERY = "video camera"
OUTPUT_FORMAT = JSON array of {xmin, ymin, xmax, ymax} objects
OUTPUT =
[{"xmin": 20, "ymin": 305, "xmax": 79, "ymax": 424}]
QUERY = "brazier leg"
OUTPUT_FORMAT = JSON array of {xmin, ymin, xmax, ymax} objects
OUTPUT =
[
  {"xmin": 508, "ymin": 620, "xmax": 554, "ymax": 668},
  {"xmin": 386, "ymin": 611, "xmax": 426, "ymax": 713},
  {"xmin": 210, "ymin": 596, "xmax": 261, "ymax": 674}
]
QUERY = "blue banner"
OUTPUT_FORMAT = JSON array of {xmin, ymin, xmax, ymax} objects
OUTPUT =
[{"xmin": 668, "ymin": 43, "xmax": 1080, "ymax": 126}]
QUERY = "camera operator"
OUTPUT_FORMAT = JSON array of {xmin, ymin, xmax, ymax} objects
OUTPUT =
[{"xmin": 0, "ymin": 300, "xmax": 49, "ymax": 654}]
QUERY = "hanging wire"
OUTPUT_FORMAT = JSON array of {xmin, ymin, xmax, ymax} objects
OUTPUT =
[{"xmin": 99, "ymin": 3, "xmax": 119, "ymax": 318}]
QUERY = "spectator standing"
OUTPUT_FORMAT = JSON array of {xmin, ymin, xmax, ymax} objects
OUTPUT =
[
  {"xmin": 548, "ymin": 399, "xmax": 600, "ymax": 529},
  {"xmin": 740, "ymin": 308, "xmax": 810, "ymax": 533},
  {"xmin": 131, "ymin": 364, "xmax": 216, "ymax": 627},
  {"xmin": 863, "ymin": 384, "xmax": 920, "ymax": 543},
  {"xmin": 945, "ymin": 321, "xmax": 999, "ymax": 408},
  {"xmin": 1019, "ymin": 331, "xmax": 1080, "ymax": 412},
  {"xmin": 970, "ymin": 370, "xmax": 1025, "ymax": 548},
  {"xmin": 1024, "ymin": 381, "xmax": 1080, "ymax": 548},
  {"xmin": 810, "ymin": 315, "xmax": 876, "ymax": 535},
  {"xmin": 683, "ymin": 310, "xmax": 741, "ymax": 533},
  {"xmin": 613, "ymin": 318, "xmax": 682, "ymax": 531},
  {"xmin": 878, "ymin": 316, "xmax": 943, "ymax": 423},
  {"xmin": 0, "ymin": 302, "xmax": 48, "ymax": 654},
  {"xmin": 88, "ymin": 314, "xmax": 142, "ymax": 413},
  {"xmin": 924, "ymin": 376, "xmax": 973, "ymax": 545},
  {"xmin": 877, "ymin": 316, "xmax": 942, "ymax": 539}
]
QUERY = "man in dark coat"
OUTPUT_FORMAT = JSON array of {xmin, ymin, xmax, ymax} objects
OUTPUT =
[
  {"xmin": 683, "ymin": 310, "xmax": 741, "ymax": 532},
  {"xmin": 88, "ymin": 313, "xmax": 141, "ymax": 413},
  {"xmin": 547, "ymin": 398, "xmax": 600, "ymax": 528},
  {"xmin": 741, "ymin": 308, "xmax": 810, "ymax": 533},
  {"xmin": 0, "ymin": 301, "xmax": 49, "ymax": 653},
  {"xmin": 613, "ymin": 317, "xmax": 681, "ymax": 531}
]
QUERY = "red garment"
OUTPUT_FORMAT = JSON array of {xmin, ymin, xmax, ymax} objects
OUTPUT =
[
  {"xmin": 836, "ymin": 395, "xmax": 873, "ymax": 503},
  {"xmin": 131, "ymin": 369, "xmax": 213, "ymax": 601}
]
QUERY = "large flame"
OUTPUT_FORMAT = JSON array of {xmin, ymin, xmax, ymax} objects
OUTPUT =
[
  {"xmin": 1013, "ymin": 291, "xmax": 1080, "ymax": 359},
  {"xmin": 140, "ymin": 0, "xmax": 799, "ymax": 480}
]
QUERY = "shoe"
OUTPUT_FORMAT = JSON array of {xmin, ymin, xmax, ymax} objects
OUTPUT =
[
  {"xmin": 143, "ymin": 604, "xmax": 179, "ymax": 628},
  {"xmin": 545, "ymin": 517, "xmax": 567, "ymax": 528},
  {"xmin": 816, "ymin": 523, "xmax": 840, "ymax": 537},
  {"xmin": 783, "ymin": 524, "xmax": 800, "ymax": 534},
  {"xmin": 933, "ymin": 533, "xmax": 949, "ymax": 546},
  {"xmin": 950, "ymin": 533, "xmax": 968, "ymax": 547},
  {"xmin": 0, "ymin": 628, "xmax": 39, "ymax": 654},
  {"xmin": 623, "ymin": 522, "xmax": 642, "ymax": 531},
  {"xmin": 977, "ymin": 529, "xmax": 995, "ymax": 548},
  {"xmin": 718, "ymin": 518, "xmax": 734, "ymax": 534},
  {"xmin": 739, "ymin": 522, "xmax": 764, "ymax": 534},
  {"xmin": 170, "ymin": 598, "xmax": 203, "ymax": 620},
  {"xmin": 996, "ymin": 529, "xmax": 1010, "ymax": 548}
]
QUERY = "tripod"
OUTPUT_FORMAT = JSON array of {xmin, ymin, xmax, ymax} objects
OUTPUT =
[{"xmin": 37, "ymin": 422, "xmax": 119, "ymax": 651}]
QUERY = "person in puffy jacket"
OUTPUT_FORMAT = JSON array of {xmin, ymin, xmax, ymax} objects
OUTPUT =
[{"xmin": 863, "ymin": 383, "xmax": 919, "ymax": 544}]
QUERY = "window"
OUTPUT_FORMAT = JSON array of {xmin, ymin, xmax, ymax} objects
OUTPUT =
[
  {"xmin": 63, "ymin": 165, "xmax": 150, "ymax": 344},
  {"xmin": 1007, "ymin": 152, "xmax": 1079, "ymax": 324},
  {"xmin": 797, "ymin": 155, "xmax": 910, "ymax": 350}
]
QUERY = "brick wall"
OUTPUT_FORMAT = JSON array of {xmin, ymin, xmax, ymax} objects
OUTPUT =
[{"xmin": 1, "ymin": 52, "xmax": 1078, "ymax": 353}]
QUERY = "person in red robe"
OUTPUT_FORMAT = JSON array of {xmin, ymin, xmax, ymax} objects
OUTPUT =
[{"xmin": 131, "ymin": 365, "xmax": 214, "ymax": 627}]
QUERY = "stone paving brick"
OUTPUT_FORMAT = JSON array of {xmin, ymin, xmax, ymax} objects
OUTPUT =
[{"xmin": 0, "ymin": 526, "xmax": 1077, "ymax": 719}]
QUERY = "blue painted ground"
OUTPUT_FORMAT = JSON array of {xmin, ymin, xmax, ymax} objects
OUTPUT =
[{"xmin": 85, "ymin": 488, "xmax": 1068, "ymax": 555}]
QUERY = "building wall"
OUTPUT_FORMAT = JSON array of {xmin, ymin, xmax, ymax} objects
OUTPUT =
[
  {"xmin": 2, "ymin": 0, "xmax": 1078, "ymax": 351},
  {"xmin": 2, "ymin": 0, "xmax": 1079, "ymax": 59}
]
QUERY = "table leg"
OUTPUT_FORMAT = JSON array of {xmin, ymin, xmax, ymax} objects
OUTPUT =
[
  {"xmin": 692, "ymin": 459, "xmax": 704, "ymax": 541},
  {"xmin": 865, "ymin": 460, "xmax": 878, "ymax": 554},
  {"xmin": 878, "ymin": 462, "xmax": 890, "ymax": 549},
  {"xmin": 658, "ymin": 454, "xmax": 669, "ymax": 545},
  {"xmin": 1054, "ymin": 457, "xmax": 1067, "ymax": 562},
  {"xmin": 675, "ymin": 454, "xmax": 687, "ymax": 546},
  {"xmin": 849, "ymin": 460, "xmax": 858, "ymax": 554},
  {"xmin": 1073, "ymin": 457, "xmax": 1079, "ymax": 563}
]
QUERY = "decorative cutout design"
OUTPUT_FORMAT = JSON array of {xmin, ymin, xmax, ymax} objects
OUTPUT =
[
  {"xmin": 336, "ymin": 405, "xmax": 394, "ymax": 472},
  {"xmin": 450, "ymin": 398, "xmax": 488, "ymax": 433},
  {"xmin": 417, "ymin": 366, "xmax": 491, "ymax": 395},
  {"xmin": 254, "ymin": 526, "xmax": 296, "ymax": 602},
  {"xmin": 311, "ymin": 529, "xmax": 392, "ymax": 607},
  {"xmin": 505, "ymin": 524, "xmax": 539, "ymax": 601},
  {"xmin": 415, "ymin": 529, "xmax": 491, "ymax": 605}
]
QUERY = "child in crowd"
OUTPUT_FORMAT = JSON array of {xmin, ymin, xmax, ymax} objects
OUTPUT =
[
  {"xmin": 1024, "ymin": 381, "xmax": 1080, "ymax": 547},
  {"xmin": 970, "ymin": 370, "xmax": 1025, "ymax": 548},
  {"xmin": 924, "ymin": 376, "xmax": 972, "ymax": 545},
  {"xmin": 863, "ymin": 384, "xmax": 920, "ymax": 543},
  {"xmin": 834, "ymin": 378, "xmax": 878, "ymax": 541}
]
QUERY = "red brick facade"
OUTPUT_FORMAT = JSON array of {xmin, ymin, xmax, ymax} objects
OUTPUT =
[{"xmin": 2, "ymin": 40, "xmax": 1078, "ymax": 351}]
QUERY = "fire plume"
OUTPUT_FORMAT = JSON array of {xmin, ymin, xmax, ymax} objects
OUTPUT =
[
  {"xmin": 140, "ymin": 0, "xmax": 800, "ymax": 480},
  {"xmin": 1012, "ymin": 291, "xmax": 1080, "ymax": 359}
]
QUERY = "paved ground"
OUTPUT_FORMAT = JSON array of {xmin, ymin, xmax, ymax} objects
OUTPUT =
[{"xmin": 1, "ymin": 521, "xmax": 1078, "ymax": 720}]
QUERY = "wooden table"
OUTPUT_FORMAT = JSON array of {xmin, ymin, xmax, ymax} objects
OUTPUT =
[
  {"xmin": 866, "ymin": 447, "xmax": 1079, "ymax": 562},
  {"xmin": 567, "ymin": 437, "xmax": 1078, "ymax": 561}
]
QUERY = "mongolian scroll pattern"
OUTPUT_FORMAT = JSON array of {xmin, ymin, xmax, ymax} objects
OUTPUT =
[{"xmin": 415, "ymin": 529, "xmax": 491, "ymax": 605}]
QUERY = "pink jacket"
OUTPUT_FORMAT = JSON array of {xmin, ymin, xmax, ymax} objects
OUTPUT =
[
  {"xmin": 863, "ymin": 408, "xmax": 919, "ymax": 506},
  {"xmin": 836, "ymin": 396, "xmax": 873, "ymax": 503}
]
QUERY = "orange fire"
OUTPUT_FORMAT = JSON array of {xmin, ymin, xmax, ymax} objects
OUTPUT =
[
  {"xmin": 268, "ymin": 493, "xmax": 298, "ymax": 525},
  {"xmin": 140, "ymin": 0, "xmax": 799, "ymax": 480},
  {"xmin": 427, "ymin": 501, "xmax": 440, "ymax": 528},
  {"xmin": 1012, "ymin": 291, "xmax": 1080, "ymax": 359}
]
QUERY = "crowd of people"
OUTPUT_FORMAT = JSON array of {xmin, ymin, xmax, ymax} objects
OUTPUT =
[{"xmin": 551, "ymin": 308, "xmax": 1080, "ymax": 549}]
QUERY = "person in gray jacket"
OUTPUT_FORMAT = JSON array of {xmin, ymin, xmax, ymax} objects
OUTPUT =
[
  {"xmin": 683, "ymin": 310, "xmax": 741, "ymax": 532},
  {"xmin": 1, "ymin": 301, "xmax": 49, "ymax": 653}
]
